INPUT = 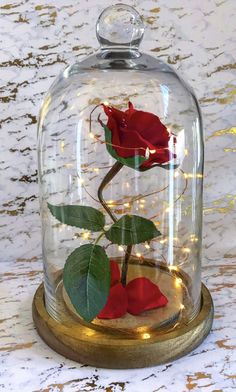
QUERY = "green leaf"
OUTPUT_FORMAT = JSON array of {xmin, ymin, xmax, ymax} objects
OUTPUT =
[
  {"xmin": 48, "ymin": 203, "xmax": 105, "ymax": 231},
  {"xmin": 63, "ymin": 244, "xmax": 110, "ymax": 322},
  {"xmin": 105, "ymin": 214, "xmax": 161, "ymax": 245},
  {"xmin": 102, "ymin": 124, "xmax": 146, "ymax": 170}
]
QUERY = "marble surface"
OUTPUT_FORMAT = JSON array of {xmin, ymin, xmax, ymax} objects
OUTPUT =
[{"xmin": 0, "ymin": 0, "xmax": 236, "ymax": 391}]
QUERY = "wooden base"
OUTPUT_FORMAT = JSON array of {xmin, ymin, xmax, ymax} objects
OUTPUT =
[{"xmin": 32, "ymin": 283, "xmax": 214, "ymax": 368}]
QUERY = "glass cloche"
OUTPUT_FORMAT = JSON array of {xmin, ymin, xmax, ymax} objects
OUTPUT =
[{"xmin": 36, "ymin": 4, "xmax": 213, "ymax": 367}]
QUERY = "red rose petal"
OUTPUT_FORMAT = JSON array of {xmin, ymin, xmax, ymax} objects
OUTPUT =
[
  {"xmin": 140, "ymin": 148, "xmax": 176, "ymax": 168},
  {"xmin": 128, "ymin": 110, "xmax": 170, "ymax": 147},
  {"xmin": 126, "ymin": 101, "xmax": 136, "ymax": 117},
  {"xmin": 126, "ymin": 277, "xmax": 168, "ymax": 316},
  {"xmin": 98, "ymin": 283, "xmax": 127, "ymax": 319},
  {"xmin": 107, "ymin": 114, "xmax": 122, "ymax": 147},
  {"xmin": 103, "ymin": 104, "xmax": 127, "ymax": 129},
  {"xmin": 116, "ymin": 128, "xmax": 152, "ymax": 159},
  {"xmin": 110, "ymin": 260, "xmax": 120, "ymax": 286}
]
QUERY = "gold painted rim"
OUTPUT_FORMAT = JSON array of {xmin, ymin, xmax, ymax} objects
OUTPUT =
[{"xmin": 32, "ymin": 283, "xmax": 214, "ymax": 368}]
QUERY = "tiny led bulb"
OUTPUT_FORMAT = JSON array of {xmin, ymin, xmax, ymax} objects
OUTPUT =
[
  {"xmin": 160, "ymin": 239, "xmax": 167, "ymax": 244},
  {"xmin": 89, "ymin": 132, "xmax": 95, "ymax": 139},
  {"xmin": 190, "ymin": 235, "xmax": 198, "ymax": 242},
  {"xmin": 118, "ymin": 246, "xmax": 124, "ymax": 251},
  {"xmin": 82, "ymin": 231, "xmax": 90, "ymax": 239},
  {"xmin": 180, "ymin": 304, "xmax": 185, "ymax": 310},
  {"xmin": 182, "ymin": 247, "xmax": 191, "ymax": 253},
  {"xmin": 175, "ymin": 277, "xmax": 183, "ymax": 288},
  {"xmin": 124, "ymin": 202, "xmax": 130, "ymax": 207},
  {"xmin": 142, "ymin": 333, "xmax": 151, "ymax": 339},
  {"xmin": 136, "ymin": 252, "xmax": 142, "ymax": 258},
  {"xmin": 169, "ymin": 266, "xmax": 178, "ymax": 271},
  {"xmin": 145, "ymin": 243, "xmax": 150, "ymax": 249},
  {"xmin": 145, "ymin": 147, "xmax": 150, "ymax": 159}
]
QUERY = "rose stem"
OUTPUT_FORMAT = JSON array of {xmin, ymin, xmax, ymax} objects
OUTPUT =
[
  {"xmin": 97, "ymin": 161, "xmax": 132, "ymax": 287},
  {"xmin": 120, "ymin": 244, "xmax": 132, "ymax": 286},
  {"xmin": 97, "ymin": 161, "xmax": 122, "ymax": 223}
]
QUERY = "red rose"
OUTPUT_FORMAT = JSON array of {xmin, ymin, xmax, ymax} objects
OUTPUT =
[
  {"xmin": 98, "ymin": 261, "xmax": 168, "ymax": 319},
  {"xmin": 100, "ymin": 102, "xmax": 176, "ymax": 170}
]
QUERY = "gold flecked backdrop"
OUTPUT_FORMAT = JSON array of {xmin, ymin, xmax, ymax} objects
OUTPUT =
[
  {"xmin": 0, "ymin": 1, "xmax": 235, "ymax": 391},
  {"xmin": 1, "ymin": 0, "xmax": 235, "ymax": 262}
]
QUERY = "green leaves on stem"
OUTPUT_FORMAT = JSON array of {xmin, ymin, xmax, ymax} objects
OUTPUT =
[
  {"xmin": 48, "ymin": 203, "xmax": 161, "ymax": 246},
  {"xmin": 48, "ymin": 203, "xmax": 105, "ymax": 231},
  {"xmin": 105, "ymin": 215, "xmax": 161, "ymax": 245},
  {"xmin": 48, "ymin": 203, "xmax": 162, "ymax": 321},
  {"xmin": 63, "ymin": 244, "xmax": 110, "ymax": 322}
]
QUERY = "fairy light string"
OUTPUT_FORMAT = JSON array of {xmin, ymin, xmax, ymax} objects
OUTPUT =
[{"xmin": 79, "ymin": 103, "xmax": 195, "ymax": 268}]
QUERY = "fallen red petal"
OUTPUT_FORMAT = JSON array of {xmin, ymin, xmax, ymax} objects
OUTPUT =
[
  {"xmin": 110, "ymin": 260, "xmax": 120, "ymax": 286},
  {"xmin": 126, "ymin": 277, "xmax": 168, "ymax": 315},
  {"xmin": 97, "ymin": 283, "xmax": 127, "ymax": 319}
]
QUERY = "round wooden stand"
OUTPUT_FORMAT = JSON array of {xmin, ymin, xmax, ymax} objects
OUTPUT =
[{"xmin": 32, "ymin": 283, "xmax": 214, "ymax": 368}]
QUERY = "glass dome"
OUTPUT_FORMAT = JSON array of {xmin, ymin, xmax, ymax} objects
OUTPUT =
[{"xmin": 38, "ymin": 4, "xmax": 203, "ymax": 336}]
